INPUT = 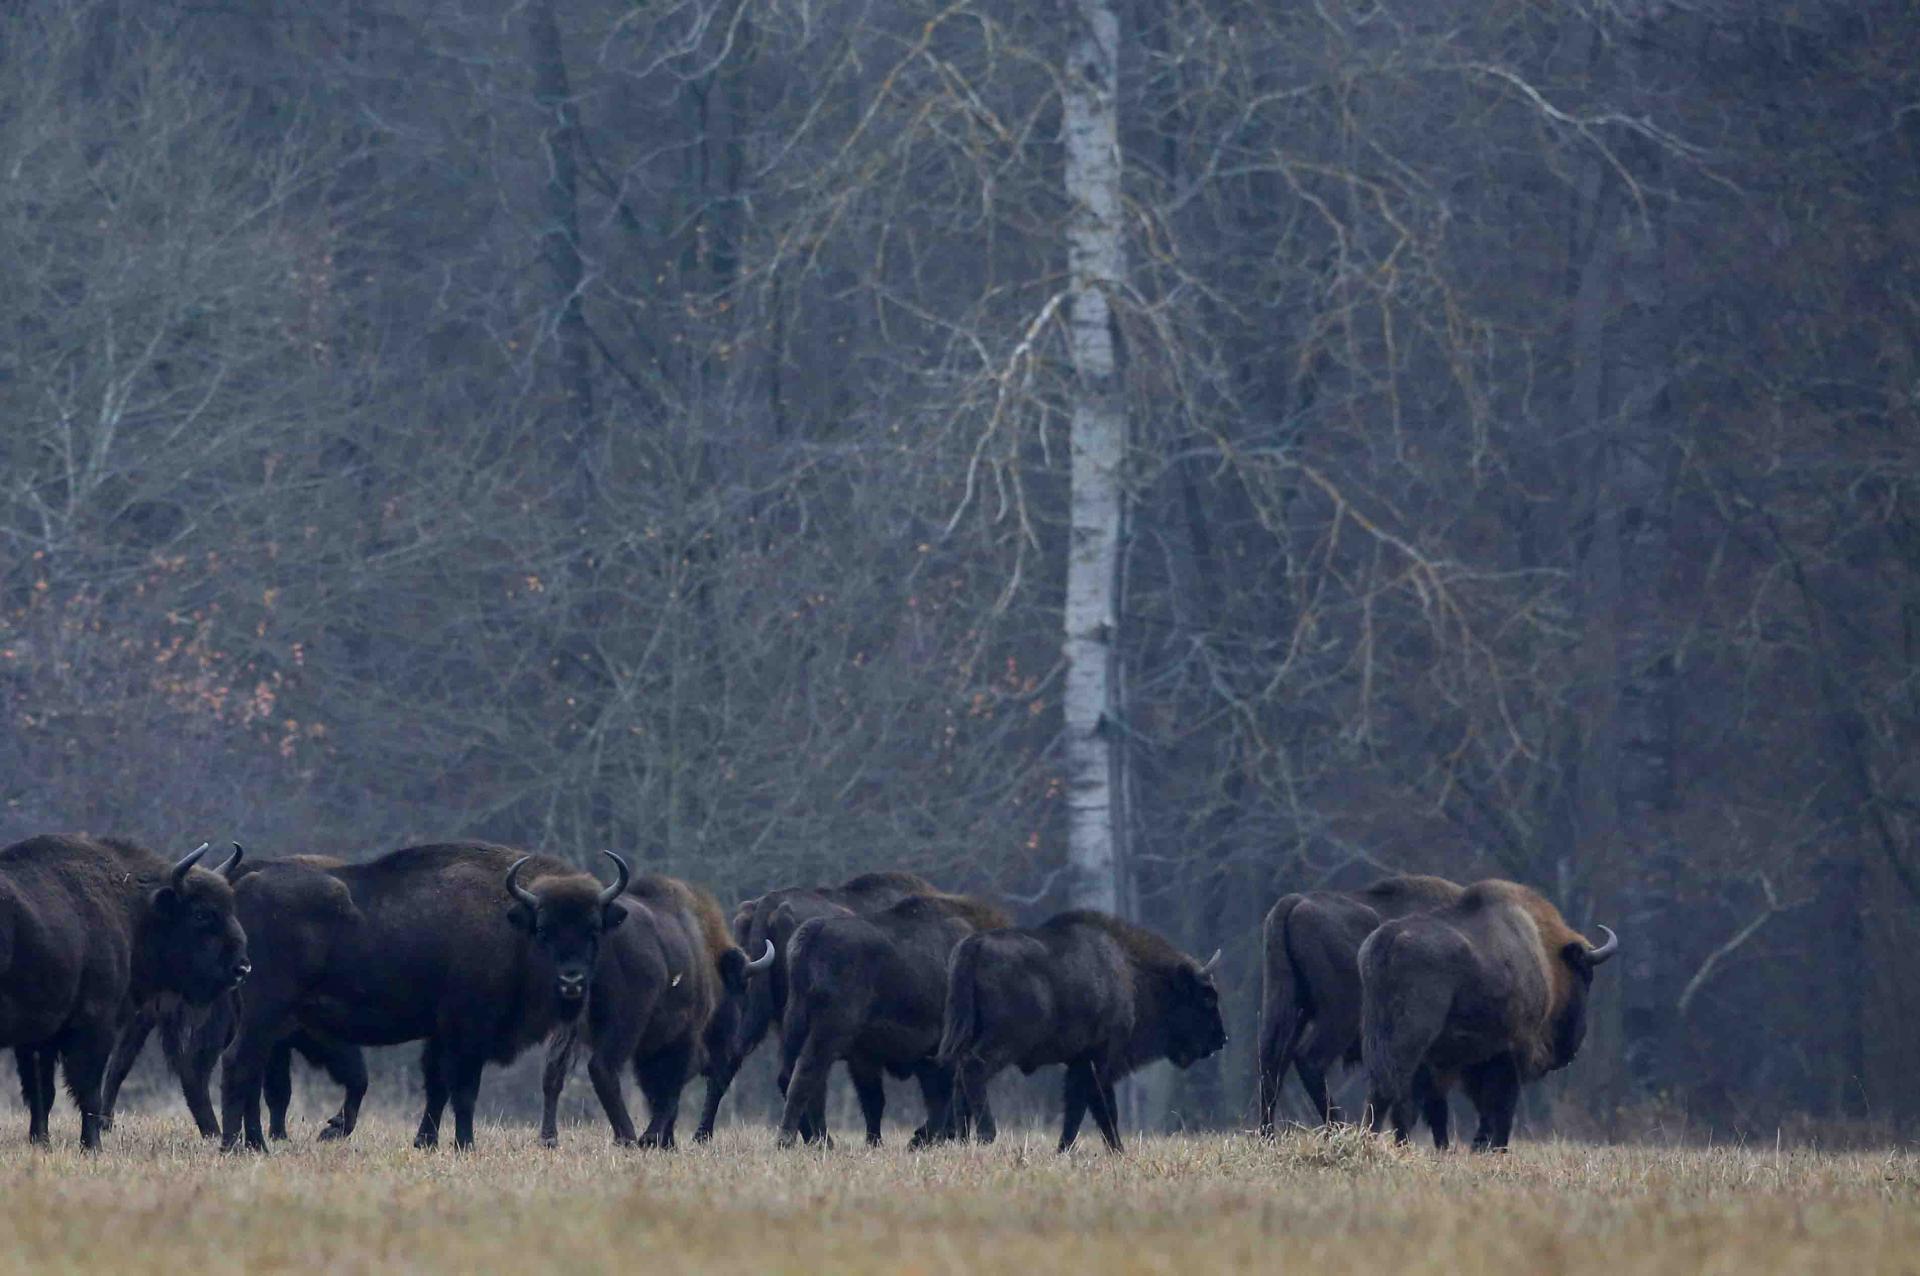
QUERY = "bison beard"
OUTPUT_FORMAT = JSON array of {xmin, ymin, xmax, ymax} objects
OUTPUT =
[
  {"xmin": 0, "ymin": 834, "xmax": 251, "ymax": 1150},
  {"xmin": 937, "ymin": 910, "xmax": 1226, "ymax": 1153},
  {"xmin": 1257, "ymin": 875, "xmax": 1462, "ymax": 1142},
  {"xmin": 773, "ymin": 891, "xmax": 1012, "ymax": 1150},
  {"xmin": 1358, "ymin": 879, "xmax": 1618, "ymax": 1150}
]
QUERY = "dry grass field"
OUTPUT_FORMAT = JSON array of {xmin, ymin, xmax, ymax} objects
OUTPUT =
[{"xmin": 0, "ymin": 1112, "xmax": 1914, "ymax": 1275}]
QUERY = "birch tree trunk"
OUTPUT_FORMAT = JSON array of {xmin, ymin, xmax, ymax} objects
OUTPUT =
[{"xmin": 1060, "ymin": 0, "xmax": 1128, "ymax": 915}]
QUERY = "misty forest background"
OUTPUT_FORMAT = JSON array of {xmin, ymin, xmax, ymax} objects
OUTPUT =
[{"xmin": 0, "ymin": 0, "xmax": 1916, "ymax": 1139}]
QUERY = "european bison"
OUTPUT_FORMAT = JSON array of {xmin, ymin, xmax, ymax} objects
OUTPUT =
[
  {"xmin": 219, "ymin": 842, "xmax": 630, "ymax": 1151},
  {"xmin": 1360, "ymin": 879, "xmax": 1617, "ymax": 1149},
  {"xmin": 1258, "ymin": 874, "xmax": 1462, "ymax": 1141},
  {"xmin": 938, "ymin": 910, "xmax": 1226, "ymax": 1152},
  {"xmin": 695, "ymin": 869, "xmax": 934, "ymax": 1142},
  {"xmin": 0, "ymin": 835, "xmax": 250, "ymax": 1148},
  {"xmin": 775, "ymin": 891, "xmax": 1012, "ymax": 1148},
  {"xmin": 538, "ymin": 856, "xmax": 758, "ymax": 1148},
  {"xmin": 100, "ymin": 845, "xmax": 367, "ymax": 1142}
]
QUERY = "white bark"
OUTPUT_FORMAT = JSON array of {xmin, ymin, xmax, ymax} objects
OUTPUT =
[{"xmin": 1061, "ymin": 0, "xmax": 1127, "ymax": 916}]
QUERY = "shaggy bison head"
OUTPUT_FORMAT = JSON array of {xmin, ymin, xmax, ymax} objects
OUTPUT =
[
  {"xmin": 151, "ymin": 842, "xmax": 252, "ymax": 1004},
  {"xmin": 506, "ymin": 851, "xmax": 631, "ymax": 1008},
  {"xmin": 1165, "ymin": 948, "xmax": 1228, "ymax": 1068},
  {"xmin": 1549, "ymin": 923, "xmax": 1619, "ymax": 1069}
]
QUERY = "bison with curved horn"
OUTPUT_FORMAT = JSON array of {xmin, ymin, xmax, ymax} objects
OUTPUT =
[
  {"xmin": 1258, "ymin": 874, "xmax": 1462, "ymax": 1142},
  {"xmin": 101, "ymin": 843, "xmax": 369, "ymax": 1143},
  {"xmin": 538, "ymin": 853, "xmax": 768, "ymax": 1148},
  {"xmin": 1359, "ymin": 879, "xmax": 1617, "ymax": 1149},
  {"xmin": 696, "ymin": 869, "xmax": 933, "ymax": 1142},
  {"xmin": 219, "ymin": 843, "xmax": 633, "ymax": 1152},
  {"xmin": 0, "ymin": 834, "xmax": 251, "ymax": 1149},
  {"xmin": 938, "ymin": 910, "xmax": 1227, "ymax": 1152},
  {"xmin": 775, "ymin": 890, "xmax": 1012, "ymax": 1149}
]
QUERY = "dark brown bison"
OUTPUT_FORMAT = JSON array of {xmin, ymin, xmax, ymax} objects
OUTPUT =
[
  {"xmin": 694, "ymin": 869, "xmax": 934, "ymax": 1142},
  {"xmin": 219, "ymin": 842, "xmax": 631, "ymax": 1151},
  {"xmin": 775, "ymin": 891, "xmax": 1012, "ymax": 1149},
  {"xmin": 1258, "ymin": 874, "xmax": 1462, "ymax": 1141},
  {"xmin": 538, "ymin": 857, "xmax": 759, "ymax": 1148},
  {"xmin": 0, "ymin": 834, "xmax": 250, "ymax": 1148},
  {"xmin": 1360, "ymin": 879, "xmax": 1617, "ymax": 1149},
  {"xmin": 100, "ymin": 845, "xmax": 367, "ymax": 1142},
  {"xmin": 938, "ymin": 910, "xmax": 1227, "ymax": 1152}
]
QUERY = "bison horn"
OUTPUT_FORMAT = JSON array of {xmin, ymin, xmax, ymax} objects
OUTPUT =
[
  {"xmin": 505, "ymin": 857, "xmax": 540, "ymax": 910},
  {"xmin": 742, "ymin": 939, "xmax": 776, "ymax": 973},
  {"xmin": 1199, "ymin": 948, "xmax": 1222, "ymax": 976},
  {"xmin": 170, "ymin": 842, "xmax": 211, "ymax": 889},
  {"xmin": 1585, "ymin": 924, "xmax": 1619, "ymax": 967},
  {"xmin": 599, "ymin": 850, "xmax": 631, "ymax": 908},
  {"xmin": 217, "ymin": 842, "xmax": 245, "ymax": 879}
]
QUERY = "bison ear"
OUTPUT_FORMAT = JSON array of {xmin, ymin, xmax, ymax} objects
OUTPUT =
[
  {"xmin": 504, "ymin": 902, "xmax": 535, "ymax": 933},
  {"xmin": 602, "ymin": 900, "xmax": 629, "ymax": 932},
  {"xmin": 1561, "ymin": 940, "xmax": 1595, "ymax": 979},
  {"xmin": 151, "ymin": 885, "xmax": 184, "ymax": 917}
]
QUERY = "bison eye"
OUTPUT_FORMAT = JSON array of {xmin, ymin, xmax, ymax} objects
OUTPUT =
[{"xmin": 195, "ymin": 908, "xmax": 219, "ymax": 930}]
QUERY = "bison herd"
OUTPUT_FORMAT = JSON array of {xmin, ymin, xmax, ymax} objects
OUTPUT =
[{"xmin": 0, "ymin": 833, "xmax": 1615, "ymax": 1154}]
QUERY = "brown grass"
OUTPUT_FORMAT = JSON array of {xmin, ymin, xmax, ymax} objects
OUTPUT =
[{"xmin": 0, "ymin": 1115, "xmax": 1914, "ymax": 1274}]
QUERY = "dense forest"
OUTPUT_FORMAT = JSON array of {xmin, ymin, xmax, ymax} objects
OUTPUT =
[{"xmin": 1, "ymin": 0, "xmax": 1916, "ymax": 1136}]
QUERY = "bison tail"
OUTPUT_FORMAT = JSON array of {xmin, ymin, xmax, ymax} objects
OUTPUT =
[
  {"xmin": 937, "ymin": 934, "xmax": 984, "ymax": 1067},
  {"xmin": 1257, "ymin": 895, "xmax": 1307, "ymax": 1132}
]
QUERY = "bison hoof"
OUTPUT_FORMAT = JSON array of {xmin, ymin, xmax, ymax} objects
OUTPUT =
[
  {"xmin": 692, "ymin": 1127, "xmax": 714, "ymax": 1144},
  {"xmin": 316, "ymin": 1124, "xmax": 351, "ymax": 1144},
  {"xmin": 775, "ymin": 1129, "xmax": 799, "ymax": 1150},
  {"xmin": 541, "ymin": 1132, "xmax": 561, "ymax": 1149},
  {"xmin": 412, "ymin": 1133, "xmax": 438, "ymax": 1150},
  {"xmin": 98, "ymin": 1114, "xmax": 115, "ymax": 1133}
]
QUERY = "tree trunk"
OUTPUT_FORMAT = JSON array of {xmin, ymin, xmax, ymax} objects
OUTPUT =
[
  {"xmin": 1061, "ymin": 0, "xmax": 1128, "ymax": 916},
  {"xmin": 1570, "ymin": 139, "xmax": 1679, "ymax": 1107},
  {"xmin": 526, "ymin": 0, "xmax": 596, "ymax": 503}
]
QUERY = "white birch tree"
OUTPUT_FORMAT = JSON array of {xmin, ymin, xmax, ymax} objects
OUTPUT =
[{"xmin": 1060, "ymin": 0, "xmax": 1128, "ymax": 915}]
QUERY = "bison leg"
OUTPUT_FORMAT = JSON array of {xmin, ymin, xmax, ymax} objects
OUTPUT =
[
  {"xmin": 413, "ymin": 1039, "xmax": 448, "ymax": 1149},
  {"xmin": 1294, "ymin": 1058, "xmax": 1340, "ymax": 1127},
  {"xmin": 18, "ymin": 1046, "xmax": 55, "ymax": 1146},
  {"xmin": 60, "ymin": 1022, "xmax": 115, "ymax": 1151},
  {"xmin": 907, "ymin": 1062, "xmax": 954, "ymax": 1148},
  {"xmin": 305, "ymin": 1035, "xmax": 367, "ymax": 1141},
  {"xmin": 318, "ymin": 1043, "xmax": 366, "ymax": 1135},
  {"xmin": 775, "ymin": 1028, "xmax": 838, "ymax": 1150},
  {"xmin": 635, "ymin": 1040, "xmax": 694, "ymax": 1149},
  {"xmin": 1088, "ymin": 1065, "xmax": 1124, "ymax": 1153},
  {"xmin": 178, "ymin": 1001, "xmax": 234, "ymax": 1142},
  {"xmin": 446, "ymin": 1051, "xmax": 486, "ymax": 1150},
  {"xmin": 1057, "ymin": 1060, "xmax": 1095, "ymax": 1153},
  {"xmin": 1463, "ymin": 1056, "xmax": 1519, "ymax": 1152},
  {"xmin": 1414, "ymin": 1067, "xmax": 1451, "ymax": 1151},
  {"xmin": 263, "ymin": 1040, "xmax": 295, "ymax": 1141},
  {"xmin": 1258, "ymin": 1009, "xmax": 1312, "ymax": 1137},
  {"xmin": 100, "ymin": 1005, "xmax": 159, "ymax": 1133},
  {"xmin": 953, "ymin": 1057, "xmax": 998, "ymax": 1143},
  {"xmin": 540, "ymin": 1028, "xmax": 579, "ymax": 1147},
  {"xmin": 693, "ymin": 1043, "xmax": 741, "ymax": 1144},
  {"xmin": 588, "ymin": 1048, "xmax": 640, "ymax": 1147},
  {"xmin": 848, "ymin": 1058, "xmax": 886, "ymax": 1147}
]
